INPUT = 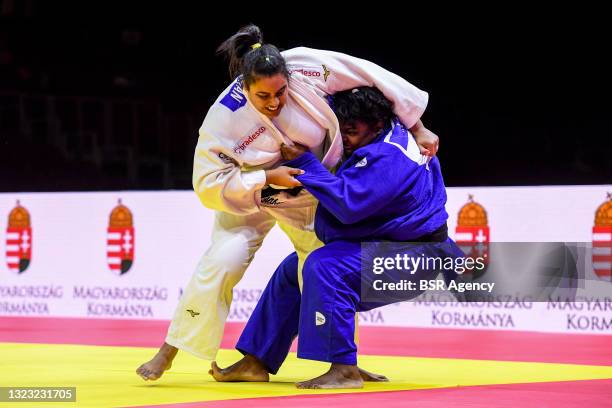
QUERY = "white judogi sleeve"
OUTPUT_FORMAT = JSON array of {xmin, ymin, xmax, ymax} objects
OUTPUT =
[
  {"xmin": 283, "ymin": 47, "xmax": 429, "ymax": 128},
  {"xmin": 193, "ymin": 129, "xmax": 267, "ymax": 215},
  {"xmin": 193, "ymin": 79, "xmax": 280, "ymax": 215}
]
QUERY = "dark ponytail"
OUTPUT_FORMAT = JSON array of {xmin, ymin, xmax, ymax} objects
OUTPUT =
[{"xmin": 216, "ymin": 24, "xmax": 289, "ymax": 88}]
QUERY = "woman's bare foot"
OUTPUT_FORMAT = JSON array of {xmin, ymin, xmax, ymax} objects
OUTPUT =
[
  {"xmin": 136, "ymin": 342, "xmax": 178, "ymax": 381},
  {"xmin": 209, "ymin": 354, "xmax": 269, "ymax": 382},
  {"xmin": 358, "ymin": 367, "xmax": 389, "ymax": 382},
  {"xmin": 296, "ymin": 363, "xmax": 363, "ymax": 389}
]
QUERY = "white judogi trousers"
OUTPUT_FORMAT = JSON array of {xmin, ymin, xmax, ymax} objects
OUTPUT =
[{"xmin": 165, "ymin": 208, "xmax": 322, "ymax": 360}]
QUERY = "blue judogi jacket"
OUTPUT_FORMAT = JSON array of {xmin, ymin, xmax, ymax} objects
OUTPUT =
[{"xmin": 285, "ymin": 118, "xmax": 448, "ymax": 243}]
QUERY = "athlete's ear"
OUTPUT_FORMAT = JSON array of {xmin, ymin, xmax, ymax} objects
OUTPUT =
[{"xmin": 373, "ymin": 120, "xmax": 385, "ymax": 136}]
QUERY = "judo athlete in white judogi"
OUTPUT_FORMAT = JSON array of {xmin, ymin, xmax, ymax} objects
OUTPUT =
[{"xmin": 137, "ymin": 24, "xmax": 438, "ymax": 381}]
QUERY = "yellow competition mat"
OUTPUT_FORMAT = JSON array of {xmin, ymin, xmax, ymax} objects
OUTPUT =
[{"xmin": 1, "ymin": 342, "xmax": 612, "ymax": 407}]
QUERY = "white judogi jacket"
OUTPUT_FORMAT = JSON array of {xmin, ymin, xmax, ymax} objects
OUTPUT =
[{"xmin": 193, "ymin": 46, "xmax": 429, "ymax": 219}]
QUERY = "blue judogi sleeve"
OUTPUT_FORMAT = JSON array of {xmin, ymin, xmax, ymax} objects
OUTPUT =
[{"xmin": 285, "ymin": 150, "xmax": 413, "ymax": 224}]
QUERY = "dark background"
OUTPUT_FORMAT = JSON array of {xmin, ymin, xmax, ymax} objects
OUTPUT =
[{"xmin": 1, "ymin": 1, "xmax": 610, "ymax": 192}]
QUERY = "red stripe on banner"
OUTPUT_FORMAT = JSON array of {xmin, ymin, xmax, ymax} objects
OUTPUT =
[
  {"xmin": 107, "ymin": 252, "xmax": 122, "ymax": 257},
  {"xmin": 594, "ymin": 269, "xmax": 612, "ymax": 277},
  {"xmin": 107, "ymin": 241, "xmax": 123, "ymax": 245},
  {"xmin": 138, "ymin": 379, "xmax": 612, "ymax": 408},
  {"xmin": 1, "ymin": 318, "xmax": 611, "ymax": 366},
  {"xmin": 592, "ymin": 255, "xmax": 612, "ymax": 262},
  {"xmin": 593, "ymin": 226, "xmax": 612, "ymax": 232},
  {"xmin": 5, "ymin": 252, "xmax": 19, "ymax": 257},
  {"xmin": 108, "ymin": 264, "xmax": 121, "ymax": 270}
]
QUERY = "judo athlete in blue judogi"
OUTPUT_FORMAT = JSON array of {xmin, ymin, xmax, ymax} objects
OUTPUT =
[{"xmin": 209, "ymin": 87, "xmax": 463, "ymax": 388}]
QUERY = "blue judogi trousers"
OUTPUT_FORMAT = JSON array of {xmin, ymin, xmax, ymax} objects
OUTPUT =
[{"xmin": 237, "ymin": 239, "xmax": 461, "ymax": 371}]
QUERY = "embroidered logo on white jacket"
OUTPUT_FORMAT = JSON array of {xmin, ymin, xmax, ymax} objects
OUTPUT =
[
  {"xmin": 315, "ymin": 311, "xmax": 326, "ymax": 326},
  {"xmin": 355, "ymin": 157, "xmax": 368, "ymax": 168},
  {"xmin": 233, "ymin": 126, "xmax": 266, "ymax": 155}
]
